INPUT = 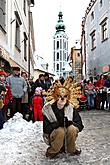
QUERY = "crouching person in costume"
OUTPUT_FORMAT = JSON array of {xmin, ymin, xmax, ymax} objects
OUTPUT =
[{"xmin": 43, "ymin": 77, "xmax": 84, "ymax": 159}]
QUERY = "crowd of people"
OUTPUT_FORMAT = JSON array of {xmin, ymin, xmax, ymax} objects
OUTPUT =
[
  {"xmin": 0, "ymin": 67, "xmax": 53, "ymax": 129},
  {"xmin": 1, "ymin": 68, "xmax": 110, "ymax": 158},
  {"xmin": 79, "ymin": 74, "xmax": 110, "ymax": 111}
]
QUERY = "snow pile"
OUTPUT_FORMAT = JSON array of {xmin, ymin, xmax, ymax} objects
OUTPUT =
[{"xmin": 0, "ymin": 113, "xmax": 46, "ymax": 165}]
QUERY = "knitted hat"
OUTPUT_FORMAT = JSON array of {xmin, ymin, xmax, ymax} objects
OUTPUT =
[
  {"xmin": 0, "ymin": 71, "xmax": 7, "ymax": 76},
  {"xmin": 35, "ymin": 87, "xmax": 43, "ymax": 95}
]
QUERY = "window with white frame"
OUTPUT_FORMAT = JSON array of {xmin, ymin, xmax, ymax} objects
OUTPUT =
[
  {"xmin": 15, "ymin": 11, "xmax": 22, "ymax": 51},
  {"xmin": 100, "ymin": 18, "xmax": 108, "ymax": 42},
  {"xmin": 90, "ymin": 30, "xmax": 96, "ymax": 50},
  {"xmin": 57, "ymin": 41, "xmax": 59, "ymax": 49}
]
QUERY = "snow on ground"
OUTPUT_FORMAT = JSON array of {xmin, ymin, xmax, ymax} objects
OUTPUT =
[
  {"xmin": 0, "ymin": 113, "xmax": 46, "ymax": 165},
  {"xmin": 0, "ymin": 111, "xmax": 110, "ymax": 165}
]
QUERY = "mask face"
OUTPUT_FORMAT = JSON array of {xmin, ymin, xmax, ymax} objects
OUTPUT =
[{"xmin": 54, "ymin": 87, "xmax": 70, "ymax": 103}]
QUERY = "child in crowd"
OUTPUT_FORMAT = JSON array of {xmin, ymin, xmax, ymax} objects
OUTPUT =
[{"xmin": 30, "ymin": 87, "xmax": 43, "ymax": 122}]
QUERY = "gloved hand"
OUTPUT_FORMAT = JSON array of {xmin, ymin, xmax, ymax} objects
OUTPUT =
[
  {"xmin": 67, "ymin": 120, "xmax": 73, "ymax": 127},
  {"xmin": 64, "ymin": 117, "xmax": 73, "ymax": 128},
  {"xmin": 59, "ymin": 118, "xmax": 65, "ymax": 127},
  {"xmin": 59, "ymin": 117, "xmax": 68, "ymax": 127}
]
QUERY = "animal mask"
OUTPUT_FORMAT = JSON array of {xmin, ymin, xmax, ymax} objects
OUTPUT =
[{"xmin": 44, "ymin": 76, "xmax": 81, "ymax": 108}]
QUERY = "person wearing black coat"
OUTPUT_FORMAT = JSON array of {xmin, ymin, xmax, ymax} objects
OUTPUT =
[{"xmin": 43, "ymin": 100, "xmax": 84, "ymax": 159}]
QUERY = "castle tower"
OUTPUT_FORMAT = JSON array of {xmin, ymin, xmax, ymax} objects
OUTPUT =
[{"xmin": 53, "ymin": 11, "xmax": 69, "ymax": 78}]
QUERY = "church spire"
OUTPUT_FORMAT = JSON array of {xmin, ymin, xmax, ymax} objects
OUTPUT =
[{"xmin": 55, "ymin": 11, "xmax": 65, "ymax": 33}]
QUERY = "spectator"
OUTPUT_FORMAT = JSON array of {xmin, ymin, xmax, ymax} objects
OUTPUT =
[
  {"xmin": 85, "ymin": 80, "xmax": 96, "ymax": 110},
  {"xmin": 6, "ymin": 67, "xmax": 27, "ymax": 117},
  {"xmin": 44, "ymin": 73, "xmax": 51, "ymax": 91},
  {"xmin": 21, "ymin": 72, "xmax": 30, "ymax": 120},
  {"xmin": 30, "ymin": 87, "xmax": 43, "ymax": 122},
  {"xmin": 35, "ymin": 74, "xmax": 45, "ymax": 90},
  {"xmin": 0, "ymin": 71, "xmax": 12, "ymax": 120}
]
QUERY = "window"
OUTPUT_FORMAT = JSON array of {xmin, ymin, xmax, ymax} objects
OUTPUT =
[
  {"xmin": 100, "ymin": 18, "xmax": 108, "ymax": 42},
  {"xmin": 23, "ymin": 32, "xmax": 28, "ymax": 61},
  {"xmin": 91, "ymin": 11, "xmax": 94, "ymax": 21},
  {"xmin": 99, "ymin": 0, "xmax": 103, "ymax": 7},
  {"xmin": 57, "ymin": 41, "xmax": 59, "ymax": 49},
  {"xmin": 15, "ymin": 11, "xmax": 22, "ymax": 51},
  {"xmin": 56, "ymin": 63, "xmax": 59, "ymax": 71},
  {"xmin": 15, "ymin": 21, "xmax": 20, "ymax": 50},
  {"xmin": 77, "ymin": 53, "xmax": 80, "ymax": 57},
  {"xmin": 90, "ymin": 30, "xmax": 96, "ymax": 50},
  {"xmin": 57, "ymin": 52, "xmax": 59, "ymax": 60},
  {"xmin": 23, "ymin": 0, "xmax": 26, "ymax": 15},
  {"xmin": 0, "ymin": 0, "xmax": 6, "ymax": 32}
]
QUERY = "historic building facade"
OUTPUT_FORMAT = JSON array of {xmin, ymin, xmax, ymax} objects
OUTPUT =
[
  {"xmin": 81, "ymin": 0, "xmax": 110, "ymax": 78},
  {"xmin": 70, "ymin": 46, "xmax": 82, "ymax": 81},
  {"xmin": 53, "ymin": 11, "xmax": 69, "ymax": 78},
  {"xmin": 0, "ymin": 0, "xmax": 35, "ymax": 76}
]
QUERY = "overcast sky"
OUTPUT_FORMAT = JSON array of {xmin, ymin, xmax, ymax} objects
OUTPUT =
[{"xmin": 32, "ymin": 0, "xmax": 90, "ymax": 64}]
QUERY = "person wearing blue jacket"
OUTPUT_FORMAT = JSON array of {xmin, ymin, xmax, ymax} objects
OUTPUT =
[{"xmin": 6, "ymin": 67, "xmax": 27, "ymax": 117}]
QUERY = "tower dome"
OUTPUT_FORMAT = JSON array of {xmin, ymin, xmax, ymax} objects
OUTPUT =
[{"xmin": 55, "ymin": 11, "xmax": 65, "ymax": 33}]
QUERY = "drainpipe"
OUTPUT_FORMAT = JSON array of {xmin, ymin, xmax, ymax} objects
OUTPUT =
[
  {"xmin": 28, "ymin": 1, "xmax": 34, "ymax": 78},
  {"xmin": 28, "ymin": 5, "xmax": 31, "ymax": 78}
]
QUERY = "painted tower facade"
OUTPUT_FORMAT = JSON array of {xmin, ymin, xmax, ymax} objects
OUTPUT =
[{"xmin": 53, "ymin": 11, "xmax": 68, "ymax": 78}]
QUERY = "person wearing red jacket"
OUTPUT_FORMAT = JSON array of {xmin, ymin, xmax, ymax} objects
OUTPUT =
[
  {"xmin": 95, "ymin": 75, "xmax": 105, "ymax": 109},
  {"xmin": 0, "ymin": 71, "xmax": 13, "ymax": 120},
  {"xmin": 30, "ymin": 87, "xmax": 43, "ymax": 122}
]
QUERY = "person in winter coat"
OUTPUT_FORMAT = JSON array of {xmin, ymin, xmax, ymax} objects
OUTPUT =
[
  {"xmin": 43, "ymin": 77, "xmax": 84, "ymax": 159},
  {"xmin": 0, "ymin": 71, "xmax": 12, "ymax": 120},
  {"xmin": 21, "ymin": 72, "xmax": 30, "ymax": 120},
  {"xmin": 30, "ymin": 87, "xmax": 43, "ymax": 122},
  {"xmin": 0, "ymin": 83, "xmax": 6, "ymax": 129},
  {"xmin": 85, "ymin": 80, "xmax": 96, "ymax": 110},
  {"xmin": 6, "ymin": 67, "xmax": 27, "ymax": 117}
]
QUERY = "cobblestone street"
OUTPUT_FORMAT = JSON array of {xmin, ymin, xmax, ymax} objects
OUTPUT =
[
  {"xmin": 40, "ymin": 110, "xmax": 110, "ymax": 165},
  {"xmin": 77, "ymin": 110, "xmax": 110, "ymax": 164}
]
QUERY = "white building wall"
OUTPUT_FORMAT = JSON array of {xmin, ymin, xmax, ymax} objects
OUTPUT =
[
  {"xmin": 0, "ymin": 0, "xmax": 35, "ymax": 76},
  {"xmin": 83, "ymin": 0, "xmax": 110, "ymax": 77}
]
